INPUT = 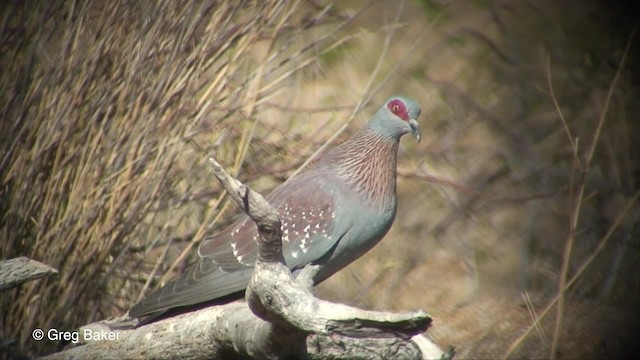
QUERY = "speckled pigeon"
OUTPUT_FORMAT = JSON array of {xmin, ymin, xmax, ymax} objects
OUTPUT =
[{"xmin": 130, "ymin": 96, "xmax": 421, "ymax": 319}]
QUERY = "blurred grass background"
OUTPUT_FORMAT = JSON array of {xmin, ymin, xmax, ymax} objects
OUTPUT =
[{"xmin": 1, "ymin": 0, "xmax": 639, "ymax": 358}]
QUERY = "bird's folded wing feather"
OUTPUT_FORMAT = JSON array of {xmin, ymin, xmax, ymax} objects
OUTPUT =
[
  {"xmin": 129, "ymin": 233, "xmax": 254, "ymax": 317},
  {"xmin": 130, "ymin": 171, "xmax": 349, "ymax": 318}
]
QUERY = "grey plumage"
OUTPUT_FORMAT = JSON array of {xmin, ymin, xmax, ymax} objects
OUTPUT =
[{"xmin": 130, "ymin": 95, "xmax": 421, "ymax": 319}]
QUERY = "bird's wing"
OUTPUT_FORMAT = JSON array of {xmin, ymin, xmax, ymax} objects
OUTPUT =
[
  {"xmin": 130, "ymin": 171, "xmax": 350, "ymax": 318},
  {"xmin": 128, "ymin": 222, "xmax": 254, "ymax": 318},
  {"xmin": 268, "ymin": 173, "xmax": 352, "ymax": 270}
]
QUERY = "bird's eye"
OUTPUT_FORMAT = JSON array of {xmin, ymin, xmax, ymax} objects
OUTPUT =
[{"xmin": 387, "ymin": 99, "xmax": 409, "ymax": 120}]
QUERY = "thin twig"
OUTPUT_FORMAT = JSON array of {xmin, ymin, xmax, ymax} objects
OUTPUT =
[
  {"xmin": 398, "ymin": 170, "xmax": 563, "ymax": 203},
  {"xmin": 549, "ymin": 26, "xmax": 635, "ymax": 359},
  {"xmin": 546, "ymin": 56, "xmax": 581, "ymax": 172},
  {"xmin": 502, "ymin": 190, "xmax": 639, "ymax": 359},
  {"xmin": 522, "ymin": 291, "xmax": 549, "ymax": 347}
]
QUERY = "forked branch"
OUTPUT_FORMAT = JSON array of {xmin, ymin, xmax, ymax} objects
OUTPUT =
[{"xmin": 45, "ymin": 155, "xmax": 441, "ymax": 360}]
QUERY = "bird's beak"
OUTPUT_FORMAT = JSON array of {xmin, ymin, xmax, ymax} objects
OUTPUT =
[{"xmin": 409, "ymin": 119, "xmax": 421, "ymax": 143}]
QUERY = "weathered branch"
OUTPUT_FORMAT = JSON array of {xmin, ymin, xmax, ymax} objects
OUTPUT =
[
  {"xmin": 0, "ymin": 257, "xmax": 58, "ymax": 291},
  {"xmin": 210, "ymin": 156, "xmax": 433, "ymax": 357},
  {"xmin": 44, "ymin": 155, "xmax": 442, "ymax": 359},
  {"xmin": 43, "ymin": 306, "xmax": 442, "ymax": 359}
]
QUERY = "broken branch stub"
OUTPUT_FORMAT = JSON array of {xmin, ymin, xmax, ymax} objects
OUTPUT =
[{"xmin": 207, "ymin": 155, "xmax": 432, "ymax": 341}]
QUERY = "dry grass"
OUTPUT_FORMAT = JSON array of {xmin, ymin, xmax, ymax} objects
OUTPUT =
[
  {"xmin": 0, "ymin": 0, "xmax": 358, "ymax": 355},
  {"xmin": 1, "ymin": 0, "xmax": 639, "ymax": 358}
]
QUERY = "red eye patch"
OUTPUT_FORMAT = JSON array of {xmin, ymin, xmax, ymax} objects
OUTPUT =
[{"xmin": 387, "ymin": 99, "xmax": 410, "ymax": 120}]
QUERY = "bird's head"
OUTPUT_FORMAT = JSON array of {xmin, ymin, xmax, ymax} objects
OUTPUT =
[{"xmin": 371, "ymin": 96, "xmax": 421, "ymax": 142}]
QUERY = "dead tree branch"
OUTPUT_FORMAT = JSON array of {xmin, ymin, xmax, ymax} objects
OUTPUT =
[
  {"xmin": 43, "ymin": 155, "xmax": 441, "ymax": 359},
  {"xmin": 0, "ymin": 257, "xmax": 58, "ymax": 291}
]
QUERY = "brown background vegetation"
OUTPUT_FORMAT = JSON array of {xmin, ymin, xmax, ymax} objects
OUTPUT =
[{"xmin": 1, "ymin": 0, "xmax": 639, "ymax": 358}]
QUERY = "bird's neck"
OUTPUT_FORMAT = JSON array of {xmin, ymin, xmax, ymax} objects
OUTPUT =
[{"xmin": 323, "ymin": 128, "xmax": 400, "ymax": 209}]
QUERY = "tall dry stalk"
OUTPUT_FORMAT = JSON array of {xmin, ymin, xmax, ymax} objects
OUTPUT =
[{"xmin": 0, "ymin": 0, "xmax": 355, "ymax": 355}]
